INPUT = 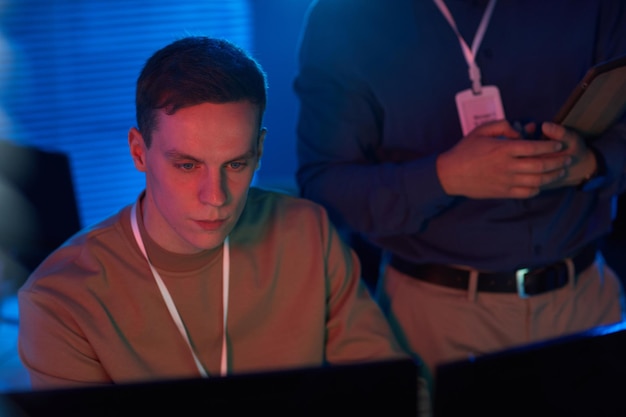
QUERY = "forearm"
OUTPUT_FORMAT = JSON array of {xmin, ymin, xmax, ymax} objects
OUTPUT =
[{"xmin": 298, "ymin": 156, "xmax": 454, "ymax": 237}]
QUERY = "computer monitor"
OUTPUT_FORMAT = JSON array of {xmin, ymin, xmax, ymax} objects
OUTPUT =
[
  {"xmin": 0, "ymin": 140, "xmax": 81, "ymax": 275},
  {"xmin": 434, "ymin": 322, "xmax": 626, "ymax": 417},
  {"xmin": 1, "ymin": 359, "xmax": 418, "ymax": 417}
]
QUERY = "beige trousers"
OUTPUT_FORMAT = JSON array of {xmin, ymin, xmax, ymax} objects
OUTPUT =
[{"xmin": 377, "ymin": 255, "xmax": 625, "ymax": 377}]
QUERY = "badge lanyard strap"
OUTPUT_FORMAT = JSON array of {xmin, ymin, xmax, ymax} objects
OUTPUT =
[
  {"xmin": 433, "ymin": 0, "xmax": 497, "ymax": 94},
  {"xmin": 130, "ymin": 202, "xmax": 230, "ymax": 378}
]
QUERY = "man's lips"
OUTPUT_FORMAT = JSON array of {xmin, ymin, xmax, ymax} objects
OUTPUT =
[{"xmin": 194, "ymin": 219, "xmax": 226, "ymax": 231}]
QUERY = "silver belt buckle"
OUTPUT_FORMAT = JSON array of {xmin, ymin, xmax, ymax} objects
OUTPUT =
[{"xmin": 516, "ymin": 268, "xmax": 530, "ymax": 298}]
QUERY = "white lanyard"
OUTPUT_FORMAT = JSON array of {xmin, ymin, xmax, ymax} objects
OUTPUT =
[
  {"xmin": 130, "ymin": 202, "xmax": 230, "ymax": 377},
  {"xmin": 433, "ymin": 0, "xmax": 497, "ymax": 94}
]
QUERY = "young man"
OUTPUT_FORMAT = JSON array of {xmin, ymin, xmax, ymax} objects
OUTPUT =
[{"xmin": 17, "ymin": 36, "xmax": 407, "ymax": 389}]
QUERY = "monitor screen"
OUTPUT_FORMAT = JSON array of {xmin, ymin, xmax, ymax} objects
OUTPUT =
[
  {"xmin": 434, "ymin": 322, "xmax": 626, "ymax": 417},
  {"xmin": 2, "ymin": 359, "xmax": 419, "ymax": 417}
]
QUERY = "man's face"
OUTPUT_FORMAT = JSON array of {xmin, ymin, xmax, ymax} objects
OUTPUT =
[{"xmin": 128, "ymin": 101, "xmax": 264, "ymax": 254}]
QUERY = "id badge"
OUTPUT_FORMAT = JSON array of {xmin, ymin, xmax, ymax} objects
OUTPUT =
[{"xmin": 455, "ymin": 85, "xmax": 505, "ymax": 136}]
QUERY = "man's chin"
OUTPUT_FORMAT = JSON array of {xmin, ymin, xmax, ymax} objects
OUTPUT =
[{"xmin": 192, "ymin": 231, "xmax": 230, "ymax": 252}]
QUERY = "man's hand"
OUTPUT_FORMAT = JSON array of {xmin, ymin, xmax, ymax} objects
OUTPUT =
[
  {"xmin": 436, "ymin": 120, "xmax": 572, "ymax": 199},
  {"xmin": 538, "ymin": 122, "xmax": 597, "ymax": 189}
]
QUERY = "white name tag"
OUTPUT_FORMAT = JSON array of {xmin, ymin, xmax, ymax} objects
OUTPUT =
[{"xmin": 455, "ymin": 85, "xmax": 506, "ymax": 136}]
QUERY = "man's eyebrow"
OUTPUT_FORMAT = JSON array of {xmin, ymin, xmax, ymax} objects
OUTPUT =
[
  {"xmin": 164, "ymin": 149, "xmax": 257, "ymax": 162},
  {"xmin": 164, "ymin": 150, "xmax": 202, "ymax": 162}
]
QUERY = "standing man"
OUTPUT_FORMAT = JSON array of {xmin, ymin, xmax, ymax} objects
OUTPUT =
[{"xmin": 295, "ymin": 0, "xmax": 626, "ymax": 373}]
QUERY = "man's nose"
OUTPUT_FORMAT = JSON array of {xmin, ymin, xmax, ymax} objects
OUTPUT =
[{"xmin": 198, "ymin": 169, "xmax": 228, "ymax": 207}]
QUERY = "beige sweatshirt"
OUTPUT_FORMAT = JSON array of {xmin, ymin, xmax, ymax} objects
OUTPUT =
[{"xmin": 18, "ymin": 188, "xmax": 407, "ymax": 389}]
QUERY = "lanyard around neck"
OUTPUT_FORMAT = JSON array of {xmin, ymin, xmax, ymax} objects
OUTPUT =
[
  {"xmin": 433, "ymin": 0, "xmax": 497, "ymax": 93},
  {"xmin": 130, "ymin": 202, "xmax": 230, "ymax": 378}
]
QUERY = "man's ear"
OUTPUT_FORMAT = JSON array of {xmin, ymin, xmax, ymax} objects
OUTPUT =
[
  {"xmin": 256, "ymin": 127, "xmax": 267, "ymax": 171},
  {"xmin": 128, "ymin": 127, "xmax": 147, "ymax": 173}
]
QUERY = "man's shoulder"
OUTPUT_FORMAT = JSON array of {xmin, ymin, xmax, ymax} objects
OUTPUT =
[
  {"xmin": 21, "ymin": 205, "xmax": 133, "ymax": 291},
  {"xmin": 61, "ymin": 204, "xmax": 131, "ymax": 253},
  {"xmin": 233, "ymin": 187, "xmax": 335, "ymax": 250},
  {"xmin": 246, "ymin": 186, "xmax": 327, "ymax": 218},
  {"xmin": 235, "ymin": 187, "xmax": 332, "ymax": 242}
]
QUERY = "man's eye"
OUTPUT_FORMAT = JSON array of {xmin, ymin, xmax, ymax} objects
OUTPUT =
[
  {"xmin": 175, "ymin": 162, "xmax": 196, "ymax": 171},
  {"xmin": 228, "ymin": 161, "xmax": 247, "ymax": 170}
]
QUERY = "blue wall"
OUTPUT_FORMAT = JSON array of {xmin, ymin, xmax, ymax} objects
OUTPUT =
[
  {"xmin": 0, "ymin": 0, "xmax": 312, "ymax": 228},
  {"xmin": 250, "ymin": 0, "xmax": 313, "ymax": 195}
]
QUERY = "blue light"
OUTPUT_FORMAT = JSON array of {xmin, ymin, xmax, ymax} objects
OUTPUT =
[{"xmin": 3, "ymin": 0, "xmax": 253, "ymax": 228}]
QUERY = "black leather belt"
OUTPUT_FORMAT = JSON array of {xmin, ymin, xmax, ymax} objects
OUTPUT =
[{"xmin": 389, "ymin": 244, "xmax": 597, "ymax": 298}]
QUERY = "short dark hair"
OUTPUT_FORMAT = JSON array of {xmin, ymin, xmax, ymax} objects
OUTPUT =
[{"xmin": 135, "ymin": 36, "xmax": 267, "ymax": 147}]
